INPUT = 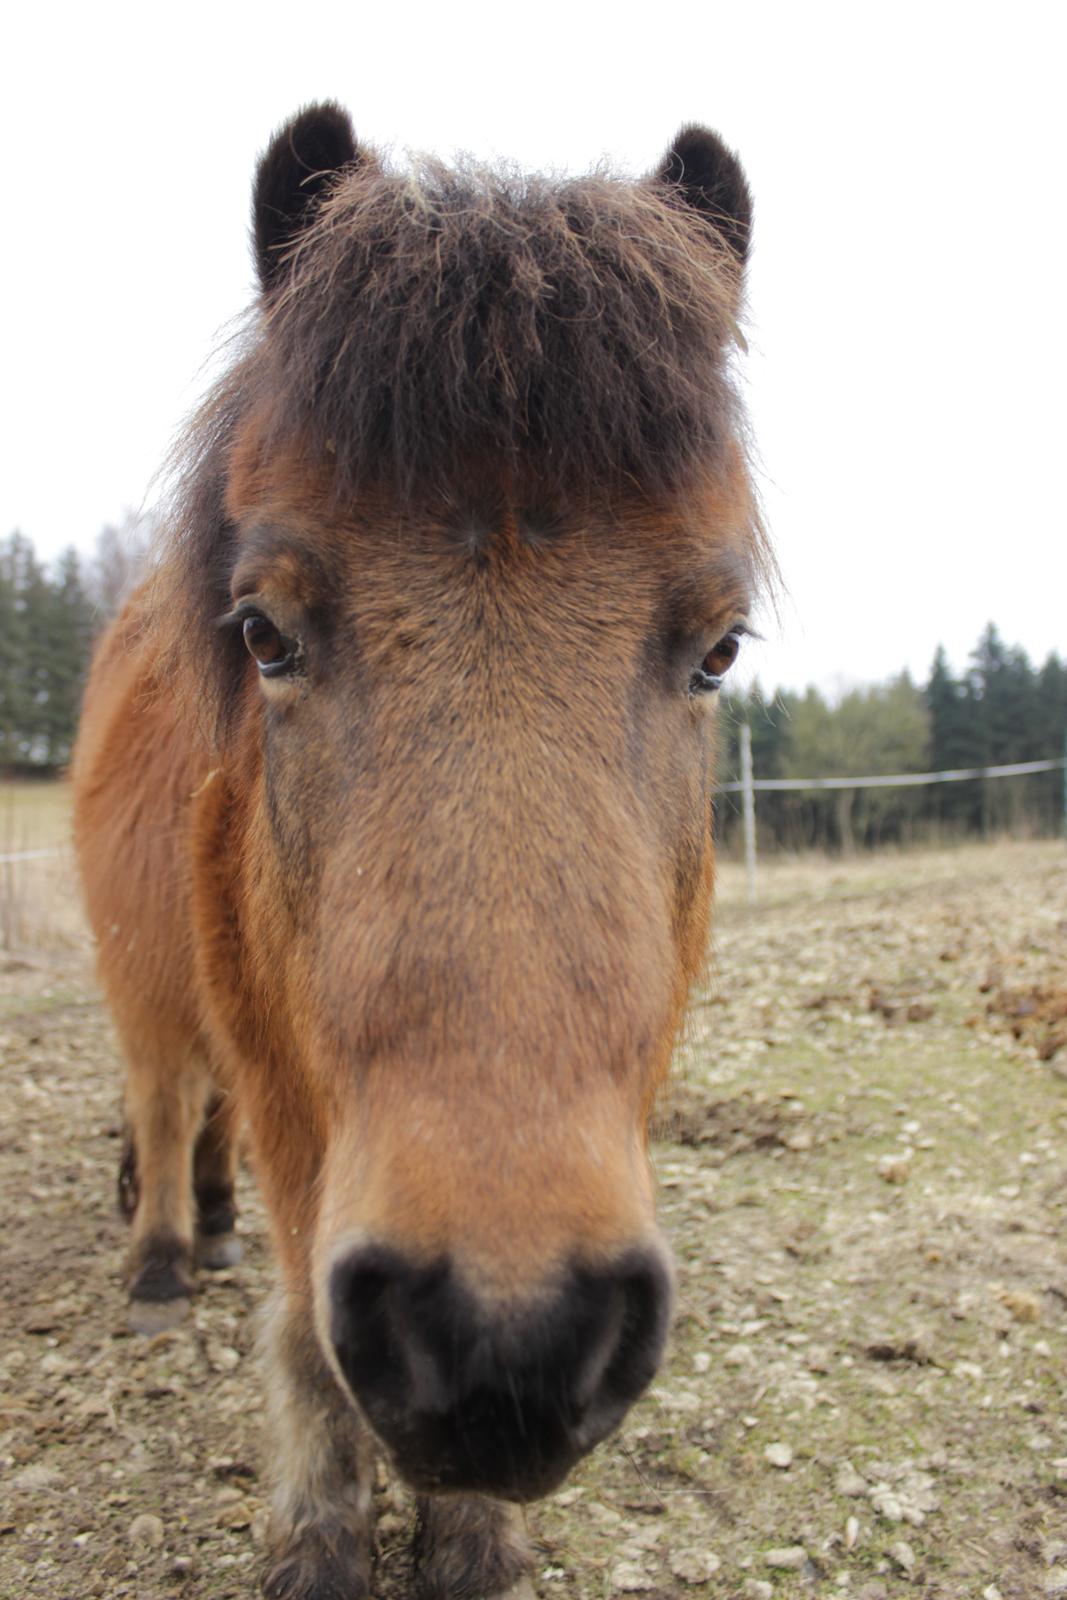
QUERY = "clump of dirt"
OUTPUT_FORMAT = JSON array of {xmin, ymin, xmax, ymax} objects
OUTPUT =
[
  {"xmin": 654, "ymin": 1086, "xmax": 805, "ymax": 1155},
  {"xmin": 867, "ymin": 984, "xmax": 937, "ymax": 1025},
  {"xmin": 984, "ymin": 973, "xmax": 1067, "ymax": 1060}
]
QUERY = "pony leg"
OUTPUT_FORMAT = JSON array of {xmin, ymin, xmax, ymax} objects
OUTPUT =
[
  {"xmin": 412, "ymin": 1495, "xmax": 532, "ymax": 1600},
  {"xmin": 194, "ymin": 1090, "xmax": 242, "ymax": 1269},
  {"xmin": 261, "ymin": 1288, "xmax": 373, "ymax": 1600},
  {"xmin": 120, "ymin": 1035, "xmax": 213, "ymax": 1332}
]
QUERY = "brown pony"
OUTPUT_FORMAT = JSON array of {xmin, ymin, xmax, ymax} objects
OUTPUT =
[{"xmin": 72, "ymin": 104, "xmax": 766, "ymax": 1600}]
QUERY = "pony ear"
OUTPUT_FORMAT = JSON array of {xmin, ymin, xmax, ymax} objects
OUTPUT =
[
  {"xmin": 656, "ymin": 125, "xmax": 752, "ymax": 265},
  {"xmin": 253, "ymin": 103, "xmax": 363, "ymax": 293}
]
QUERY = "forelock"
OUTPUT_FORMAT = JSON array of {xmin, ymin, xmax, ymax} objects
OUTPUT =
[{"xmin": 246, "ymin": 154, "xmax": 748, "ymax": 507}]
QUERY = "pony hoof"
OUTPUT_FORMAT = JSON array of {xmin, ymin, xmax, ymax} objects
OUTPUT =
[
  {"xmin": 128, "ymin": 1295, "xmax": 191, "ymax": 1335},
  {"xmin": 262, "ymin": 1525, "xmax": 369, "ymax": 1600},
  {"xmin": 197, "ymin": 1232, "xmax": 243, "ymax": 1269}
]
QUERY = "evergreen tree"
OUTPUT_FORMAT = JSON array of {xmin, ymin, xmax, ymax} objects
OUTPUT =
[
  {"xmin": 1035, "ymin": 653, "xmax": 1067, "ymax": 832},
  {"xmin": 925, "ymin": 645, "xmax": 983, "ymax": 832},
  {"xmin": 40, "ymin": 549, "xmax": 95, "ymax": 764},
  {"xmin": 0, "ymin": 534, "xmax": 36, "ymax": 763}
]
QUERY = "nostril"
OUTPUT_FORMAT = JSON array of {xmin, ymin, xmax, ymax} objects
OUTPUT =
[
  {"xmin": 571, "ymin": 1284, "xmax": 627, "ymax": 1411},
  {"xmin": 571, "ymin": 1249, "xmax": 673, "ymax": 1451},
  {"xmin": 330, "ymin": 1246, "xmax": 445, "ymax": 1419}
]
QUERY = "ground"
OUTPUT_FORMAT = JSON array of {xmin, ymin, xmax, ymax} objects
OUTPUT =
[{"xmin": 1, "ymin": 784, "xmax": 1065, "ymax": 1600}]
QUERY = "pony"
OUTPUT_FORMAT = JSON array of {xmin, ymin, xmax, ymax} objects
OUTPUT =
[{"xmin": 72, "ymin": 103, "xmax": 765, "ymax": 1600}]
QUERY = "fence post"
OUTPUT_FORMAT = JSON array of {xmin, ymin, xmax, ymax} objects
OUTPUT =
[{"xmin": 740, "ymin": 722, "xmax": 757, "ymax": 905}]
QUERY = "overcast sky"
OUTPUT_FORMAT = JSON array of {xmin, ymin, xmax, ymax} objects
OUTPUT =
[{"xmin": 2, "ymin": 1, "xmax": 1063, "ymax": 696}]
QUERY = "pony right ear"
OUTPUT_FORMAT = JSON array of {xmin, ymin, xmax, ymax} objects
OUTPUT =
[{"xmin": 253, "ymin": 103, "xmax": 363, "ymax": 293}]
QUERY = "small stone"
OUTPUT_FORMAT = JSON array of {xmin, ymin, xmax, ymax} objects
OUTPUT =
[
  {"xmin": 11, "ymin": 1463, "xmax": 62, "ymax": 1491},
  {"xmin": 1000, "ymin": 1290, "xmax": 1041, "ymax": 1324},
  {"xmin": 889, "ymin": 1540, "xmax": 916, "ymax": 1574},
  {"xmin": 743, "ymin": 1583, "xmax": 774, "ymax": 1600},
  {"xmin": 869, "ymin": 1484, "xmax": 904, "ymax": 1522},
  {"xmin": 983, "ymin": 1587, "xmax": 1003, "ymax": 1600},
  {"xmin": 878, "ymin": 1153, "xmax": 912, "ymax": 1185},
  {"xmin": 611, "ymin": 1562, "xmax": 654, "ymax": 1592},
  {"xmin": 835, "ymin": 1461, "xmax": 867, "ymax": 1496},
  {"xmin": 207, "ymin": 1343, "xmax": 241, "ymax": 1373},
  {"xmin": 655, "ymin": 1387, "xmax": 701, "ymax": 1414},
  {"xmin": 670, "ymin": 1548, "xmax": 722, "ymax": 1584},
  {"xmin": 764, "ymin": 1441, "xmax": 793, "ymax": 1469},
  {"xmin": 765, "ymin": 1545, "xmax": 807, "ymax": 1569},
  {"xmin": 75, "ymin": 1395, "xmax": 112, "ymax": 1420},
  {"xmin": 128, "ymin": 1512, "xmax": 164, "ymax": 1549},
  {"xmin": 39, "ymin": 1352, "xmax": 78, "ymax": 1377},
  {"xmin": 217, "ymin": 1502, "xmax": 253, "ymax": 1530},
  {"xmin": 1044, "ymin": 1574, "xmax": 1067, "ymax": 1598},
  {"xmin": 845, "ymin": 1516, "xmax": 860, "ymax": 1551}
]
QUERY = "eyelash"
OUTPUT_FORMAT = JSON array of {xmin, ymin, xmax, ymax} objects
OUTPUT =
[{"xmin": 688, "ymin": 626, "xmax": 748, "ymax": 696}]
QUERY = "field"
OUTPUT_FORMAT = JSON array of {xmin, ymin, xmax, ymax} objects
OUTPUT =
[{"xmin": 1, "ymin": 783, "xmax": 1066, "ymax": 1600}]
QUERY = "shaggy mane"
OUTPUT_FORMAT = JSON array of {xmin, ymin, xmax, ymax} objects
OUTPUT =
[{"xmin": 247, "ymin": 153, "xmax": 747, "ymax": 506}]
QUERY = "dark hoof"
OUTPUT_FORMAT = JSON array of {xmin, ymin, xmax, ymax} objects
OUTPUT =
[
  {"xmin": 128, "ymin": 1295, "xmax": 191, "ymax": 1335},
  {"xmin": 263, "ymin": 1525, "xmax": 369, "ymax": 1600},
  {"xmin": 128, "ymin": 1234, "xmax": 195, "ymax": 1324},
  {"xmin": 197, "ymin": 1231, "xmax": 243, "ymax": 1270}
]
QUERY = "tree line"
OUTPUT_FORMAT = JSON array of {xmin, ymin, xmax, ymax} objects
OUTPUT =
[
  {"xmin": 717, "ymin": 627, "xmax": 1067, "ymax": 852},
  {"xmin": 0, "ymin": 517, "xmax": 150, "ymax": 769}
]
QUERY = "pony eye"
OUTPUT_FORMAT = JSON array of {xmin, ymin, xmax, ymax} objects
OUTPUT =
[
  {"xmin": 703, "ymin": 629, "xmax": 742, "ymax": 678},
  {"xmin": 242, "ymin": 613, "xmax": 294, "ymax": 675},
  {"xmin": 689, "ymin": 628, "xmax": 744, "ymax": 695}
]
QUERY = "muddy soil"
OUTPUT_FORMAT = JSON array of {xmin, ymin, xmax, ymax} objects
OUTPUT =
[{"xmin": 2, "ymin": 839, "xmax": 1066, "ymax": 1600}]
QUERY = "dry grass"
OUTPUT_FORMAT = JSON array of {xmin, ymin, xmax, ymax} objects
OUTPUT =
[{"xmin": 0, "ymin": 781, "xmax": 83, "ymax": 955}]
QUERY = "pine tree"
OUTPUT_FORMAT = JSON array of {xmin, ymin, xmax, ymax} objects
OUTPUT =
[
  {"xmin": 925, "ymin": 645, "xmax": 983, "ymax": 832},
  {"xmin": 0, "ymin": 534, "xmax": 36, "ymax": 765},
  {"xmin": 40, "ymin": 549, "xmax": 95, "ymax": 765}
]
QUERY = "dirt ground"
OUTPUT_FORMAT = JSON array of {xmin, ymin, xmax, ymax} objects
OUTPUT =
[{"xmin": 2, "ymin": 810, "xmax": 1066, "ymax": 1600}]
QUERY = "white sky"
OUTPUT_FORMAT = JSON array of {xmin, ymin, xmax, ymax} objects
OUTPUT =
[{"xmin": 2, "ymin": 1, "xmax": 1063, "ymax": 695}]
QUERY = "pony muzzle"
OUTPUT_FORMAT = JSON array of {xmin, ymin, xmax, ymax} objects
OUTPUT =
[{"xmin": 326, "ymin": 1241, "xmax": 673, "ymax": 1500}]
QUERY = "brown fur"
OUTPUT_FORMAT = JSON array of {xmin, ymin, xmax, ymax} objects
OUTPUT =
[{"xmin": 72, "ymin": 107, "xmax": 767, "ymax": 1597}]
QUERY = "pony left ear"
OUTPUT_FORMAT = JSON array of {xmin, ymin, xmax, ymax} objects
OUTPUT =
[
  {"xmin": 253, "ymin": 102, "xmax": 365, "ymax": 293},
  {"xmin": 656, "ymin": 125, "xmax": 752, "ymax": 265}
]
